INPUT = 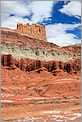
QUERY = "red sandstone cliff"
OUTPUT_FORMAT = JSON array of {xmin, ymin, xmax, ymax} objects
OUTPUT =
[
  {"xmin": 1, "ymin": 54, "xmax": 80, "ymax": 75},
  {"xmin": 17, "ymin": 23, "xmax": 47, "ymax": 41}
]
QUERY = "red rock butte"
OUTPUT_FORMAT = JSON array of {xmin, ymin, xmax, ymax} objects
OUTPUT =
[{"xmin": 17, "ymin": 22, "xmax": 47, "ymax": 42}]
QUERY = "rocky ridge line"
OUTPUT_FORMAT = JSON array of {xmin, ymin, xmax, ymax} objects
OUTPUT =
[{"xmin": 1, "ymin": 54, "xmax": 80, "ymax": 75}]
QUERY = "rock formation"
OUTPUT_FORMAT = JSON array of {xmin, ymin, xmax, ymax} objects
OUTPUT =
[
  {"xmin": 1, "ymin": 24, "xmax": 81, "ymax": 122},
  {"xmin": 1, "ymin": 54, "xmax": 80, "ymax": 75},
  {"xmin": 1, "ymin": 24, "xmax": 81, "ymax": 83},
  {"xmin": 17, "ymin": 22, "xmax": 47, "ymax": 41},
  {"xmin": 1, "ymin": 27, "xmax": 80, "ymax": 62},
  {"xmin": 1, "ymin": 54, "xmax": 13, "ymax": 66}
]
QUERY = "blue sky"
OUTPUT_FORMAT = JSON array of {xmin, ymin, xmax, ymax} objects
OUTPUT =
[{"xmin": 1, "ymin": 1, "xmax": 81, "ymax": 46}]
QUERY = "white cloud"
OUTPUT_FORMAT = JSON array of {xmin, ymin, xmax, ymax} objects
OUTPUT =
[
  {"xmin": 46, "ymin": 23, "xmax": 81, "ymax": 46},
  {"xmin": 1, "ymin": 1, "xmax": 30, "ymax": 17},
  {"xmin": 47, "ymin": 34, "xmax": 81, "ymax": 46},
  {"xmin": 1, "ymin": 1, "xmax": 54, "ymax": 28},
  {"xmin": 1, "ymin": 1, "xmax": 32, "ymax": 28},
  {"xmin": 1, "ymin": 16, "xmax": 32, "ymax": 29},
  {"xmin": 28, "ymin": 1, "xmax": 54, "ymax": 23},
  {"xmin": 59, "ymin": 1, "xmax": 81, "ymax": 18}
]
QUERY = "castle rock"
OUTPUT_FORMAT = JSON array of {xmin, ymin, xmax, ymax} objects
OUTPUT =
[{"xmin": 17, "ymin": 23, "xmax": 47, "ymax": 42}]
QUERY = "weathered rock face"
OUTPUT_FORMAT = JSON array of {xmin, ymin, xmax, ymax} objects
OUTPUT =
[
  {"xmin": 1, "ymin": 28, "xmax": 80, "ymax": 62},
  {"xmin": 1, "ymin": 54, "xmax": 13, "ymax": 66},
  {"xmin": 1, "ymin": 43, "xmax": 78, "ymax": 62},
  {"xmin": 1, "ymin": 28, "xmax": 59, "ymax": 49},
  {"xmin": 62, "ymin": 44, "xmax": 81, "ymax": 58},
  {"xmin": 63, "ymin": 59, "xmax": 80, "ymax": 74},
  {"xmin": 1, "ymin": 26, "xmax": 81, "ymax": 76},
  {"xmin": 1, "ymin": 54, "xmax": 80, "ymax": 75},
  {"xmin": 17, "ymin": 23, "xmax": 47, "ymax": 41}
]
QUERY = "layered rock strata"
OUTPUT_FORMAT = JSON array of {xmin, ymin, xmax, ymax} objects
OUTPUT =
[
  {"xmin": 1, "ymin": 54, "xmax": 80, "ymax": 75},
  {"xmin": 1, "ymin": 28, "xmax": 80, "ymax": 62}
]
